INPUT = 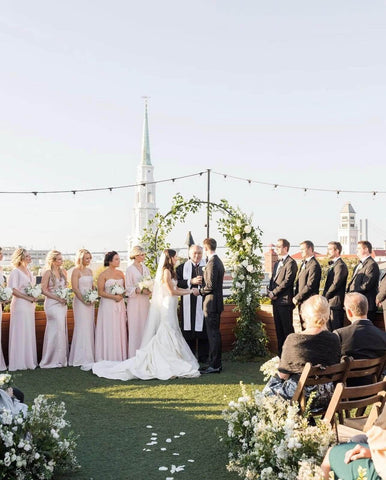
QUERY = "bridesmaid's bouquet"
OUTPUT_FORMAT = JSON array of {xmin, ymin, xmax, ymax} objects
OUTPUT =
[
  {"xmin": 0, "ymin": 373, "xmax": 12, "ymax": 389},
  {"xmin": 259, "ymin": 356, "xmax": 280, "ymax": 381},
  {"xmin": 83, "ymin": 288, "xmax": 98, "ymax": 304},
  {"xmin": 137, "ymin": 276, "xmax": 153, "ymax": 293},
  {"xmin": 109, "ymin": 283, "xmax": 125, "ymax": 296},
  {"xmin": 55, "ymin": 286, "xmax": 72, "ymax": 304},
  {"xmin": 0, "ymin": 285, "xmax": 12, "ymax": 302},
  {"xmin": 25, "ymin": 283, "xmax": 42, "ymax": 299}
]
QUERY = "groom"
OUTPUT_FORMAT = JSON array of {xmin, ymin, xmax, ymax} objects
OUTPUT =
[{"xmin": 197, "ymin": 238, "xmax": 225, "ymax": 374}]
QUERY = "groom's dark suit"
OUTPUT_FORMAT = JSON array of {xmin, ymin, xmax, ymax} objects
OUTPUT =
[
  {"xmin": 269, "ymin": 255, "xmax": 297, "ymax": 356},
  {"xmin": 322, "ymin": 257, "xmax": 348, "ymax": 330},
  {"xmin": 347, "ymin": 257, "xmax": 380, "ymax": 322},
  {"xmin": 201, "ymin": 254, "xmax": 224, "ymax": 369}
]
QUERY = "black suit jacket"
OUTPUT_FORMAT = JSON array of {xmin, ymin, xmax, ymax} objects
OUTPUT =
[
  {"xmin": 269, "ymin": 256, "xmax": 297, "ymax": 306},
  {"xmin": 376, "ymin": 272, "xmax": 386, "ymax": 305},
  {"xmin": 294, "ymin": 256, "xmax": 321, "ymax": 304},
  {"xmin": 201, "ymin": 254, "xmax": 224, "ymax": 316},
  {"xmin": 322, "ymin": 257, "xmax": 348, "ymax": 309},
  {"xmin": 334, "ymin": 319, "xmax": 386, "ymax": 359},
  {"xmin": 347, "ymin": 257, "xmax": 380, "ymax": 312}
]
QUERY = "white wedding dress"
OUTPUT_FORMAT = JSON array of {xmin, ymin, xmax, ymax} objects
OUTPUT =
[{"xmin": 92, "ymin": 278, "xmax": 200, "ymax": 381}]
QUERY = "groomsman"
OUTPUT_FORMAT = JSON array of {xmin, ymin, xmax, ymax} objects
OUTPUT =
[
  {"xmin": 198, "ymin": 238, "xmax": 224, "ymax": 374},
  {"xmin": 376, "ymin": 271, "xmax": 386, "ymax": 329},
  {"xmin": 322, "ymin": 241, "xmax": 348, "ymax": 330},
  {"xmin": 267, "ymin": 238, "xmax": 297, "ymax": 356},
  {"xmin": 346, "ymin": 241, "xmax": 379, "ymax": 323},
  {"xmin": 293, "ymin": 240, "xmax": 321, "ymax": 327},
  {"xmin": 176, "ymin": 245, "xmax": 209, "ymax": 363}
]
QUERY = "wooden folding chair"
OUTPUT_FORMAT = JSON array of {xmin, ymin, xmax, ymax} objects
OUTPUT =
[
  {"xmin": 323, "ymin": 378, "xmax": 386, "ymax": 442},
  {"xmin": 292, "ymin": 356, "xmax": 351, "ymax": 415},
  {"xmin": 345, "ymin": 354, "xmax": 386, "ymax": 386}
]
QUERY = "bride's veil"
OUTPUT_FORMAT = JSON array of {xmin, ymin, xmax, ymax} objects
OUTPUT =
[{"xmin": 140, "ymin": 252, "xmax": 165, "ymax": 348}]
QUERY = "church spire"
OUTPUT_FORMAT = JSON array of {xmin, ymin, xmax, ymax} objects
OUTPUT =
[{"xmin": 141, "ymin": 97, "xmax": 151, "ymax": 166}]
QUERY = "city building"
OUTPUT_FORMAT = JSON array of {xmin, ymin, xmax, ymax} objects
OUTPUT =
[{"xmin": 338, "ymin": 202, "xmax": 359, "ymax": 255}]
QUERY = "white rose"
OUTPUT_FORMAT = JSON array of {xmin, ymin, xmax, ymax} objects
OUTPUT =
[
  {"xmin": 246, "ymin": 265, "xmax": 254, "ymax": 273},
  {"xmin": 244, "ymin": 225, "xmax": 252, "ymax": 233},
  {"xmin": 234, "ymin": 234, "xmax": 241, "ymax": 241}
]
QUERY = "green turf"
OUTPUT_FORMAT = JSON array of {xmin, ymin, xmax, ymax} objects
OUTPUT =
[{"xmin": 11, "ymin": 359, "xmax": 265, "ymax": 480}]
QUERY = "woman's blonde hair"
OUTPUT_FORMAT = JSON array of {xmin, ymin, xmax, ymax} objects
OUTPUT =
[
  {"xmin": 11, "ymin": 248, "xmax": 27, "ymax": 267},
  {"xmin": 45, "ymin": 250, "xmax": 66, "ymax": 285},
  {"xmin": 75, "ymin": 249, "xmax": 92, "ymax": 268},
  {"xmin": 300, "ymin": 295, "xmax": 330, "ymax": 329},
  {"xmin": 129, "ymin": 245, "xmax": 145, "ymax": 260}
]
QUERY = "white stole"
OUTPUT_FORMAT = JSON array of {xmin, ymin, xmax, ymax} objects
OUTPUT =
[{"xmin": 183, "ymin": 260, "xmax": 204, "ymax": 331}]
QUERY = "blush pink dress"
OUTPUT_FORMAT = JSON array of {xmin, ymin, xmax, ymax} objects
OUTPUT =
[
  {"xmin": 126, "ymin": 264, "xmax": 151, "ymax": 358},
  {"xmin": 95, "ymin": 278, "xmax": 127, "ymax": 362},
  {"xmin": 40, "ymin": 276, "xmax": 68, "ymax": 368},
  {"xmin": 69, "ymin": 275, "xmax": 95, "ymax": 366},
  {"xmin": 8, "ymin": 268, "xmax": 38, "ymax": 371},
  {"xmin": 0, "ymin": 269, "xmax": 6, "ymax": 370}
]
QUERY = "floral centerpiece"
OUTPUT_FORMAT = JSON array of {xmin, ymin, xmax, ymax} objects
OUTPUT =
[
  {"xmin": 222, "ymin": 383, "xmax": 335, "ymax": 480},
  {"xmin": 82, "ymin": 288, "xmax": 98, "ymax": 304},
  {"xmin": 24, "ymin": 283, "xmax": 42, "ymax": 299},
  {"xmin": 109, "ymin": 283, "xmax": 125, "ymax": 296},
  {"xmin": 0, "ymin": 286, "xmax": 12, "ymax": 302},
  {"xmin": 0, "ymin": 375, "xmax": 79, "ymax": 479},
  {"xmin": 137, "ymin": 276, "xmax": 153, "ymax": 293}
]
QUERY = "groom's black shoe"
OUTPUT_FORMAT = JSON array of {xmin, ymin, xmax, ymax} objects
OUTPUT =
[{"xmin": 201, "ymin": 366, "xmax": 221, "ymax": 374}]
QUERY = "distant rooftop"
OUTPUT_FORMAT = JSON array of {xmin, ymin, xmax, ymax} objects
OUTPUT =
[{"xmin": 341, "ymin": 201, "xmax": 356, "ymax": 214}]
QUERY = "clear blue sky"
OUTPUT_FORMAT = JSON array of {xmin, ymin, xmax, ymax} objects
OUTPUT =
[{"xmin": 1, "ymin": 1, "xmax": 386, "ymax": 254}]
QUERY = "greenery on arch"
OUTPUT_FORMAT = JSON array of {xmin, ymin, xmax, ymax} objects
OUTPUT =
[{"xmin": 139, "ymin": 193, "xmax": 268, "ymax": 358}]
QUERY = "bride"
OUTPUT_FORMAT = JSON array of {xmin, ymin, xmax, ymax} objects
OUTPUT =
[{"xmin": 91, "ymin": 249, "xmax": 201, "ymax": 380}]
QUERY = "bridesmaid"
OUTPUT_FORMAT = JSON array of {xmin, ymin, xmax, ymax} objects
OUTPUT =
[
  {"xmin": 126, "ymin": 246, "xmax": 151, "ymax": 357},
  {"xmin": 69, "ymin": 249, "xmax": 95, "ymax": 366},
  {"xmin": 0, "ymin": 247, "xmax": 6, "ymax": 371},
  {"xmin": 8, "ymin": 248, "xmax": 38, "ymax": 371},
  {"xmin": 95, "ymin": 251, "xmax": 127, "ymax": 361},
  {"xmin": 40, "ymin": 250, "xmax": 69, "ymax": 368}
]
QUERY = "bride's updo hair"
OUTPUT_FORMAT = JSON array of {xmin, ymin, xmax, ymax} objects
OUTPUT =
[{"xmin": 162, "ymin": 249, "xmax": 177, "ymax": 280}]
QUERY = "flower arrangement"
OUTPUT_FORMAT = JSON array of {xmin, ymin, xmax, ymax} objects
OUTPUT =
[
  {"xmin": 138, "ymin": 276, "xmax": 153, "ymax": 293},
  {"xmin": 82, "ymin": 288, "xmax": 98, "ymax": 304},
  {"xmin": 0, "ymin": 374, "xmax": 12, "ymax": 389},
  {"xmin": 0, "ymin": 286, "xmax": 12, "ymax": 302},
  {"xmin": 259, "ymin": 356, "xmax": 280, "ymax": 381},
  {"xmin": 54, "ymin": 287, "xmax": 72, "ymax": 305},
  {"xmin": 0, "ymin": 377, "xmax": 79, "ymax": 479},
  {"xmin": 24, "ymin": 283, "xmax": 42, "ymax": 299},
  {"xmin": 222, "ymin": 383, "xmax": 335, "ymax": 480},
  {"xmin": 109, "ymin": 283, "xmax": 125, "ymax": 296}
]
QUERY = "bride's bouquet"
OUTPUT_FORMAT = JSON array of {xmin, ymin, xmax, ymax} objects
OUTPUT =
[
  {"xmin": 25, "ymin": 283, "xmax": 42, "ymax": 299},
  {"xmin": 0, "ymin": 285, "xmax": 12, "ymax": 302},
  {"xmin": 82, "ymin": 288, "xmax": 98, "ymax": 304},
  {"xmin": 259, "ymin": 355, "xmax": 280, "ymax": 381},
  {"xmin": 0, "ymin": 373, "xmax": 12, "ymax": 389},
  {"xmin": 55, "ymin": 286, "xmax": 72, "ymax": 304},
  {"xmin": 137, "ymin": 276, "xmax": 153, "ymax": 293},
  {"xmin": 109, "ymin": 283, "xmax": 125, "ymax": 296}
]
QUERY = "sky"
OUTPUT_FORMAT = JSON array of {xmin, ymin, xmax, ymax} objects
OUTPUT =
[{"xmin": 1, "ymin": 1, "xmax": 386, "ymax": 255}]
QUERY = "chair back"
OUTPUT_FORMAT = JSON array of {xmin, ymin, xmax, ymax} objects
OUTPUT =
[{"xmin": 345, "ymin": 354, "xmax": 386, "ymax": 385}]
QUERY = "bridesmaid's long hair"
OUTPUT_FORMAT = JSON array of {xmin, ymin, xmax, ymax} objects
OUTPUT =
[
  {"xmin": 162, "ymin": 249, "xmax": 177, "ymax": 280},
  {"xmin": 45, "ymin": 250, "xmax": 66, "ymax": 286},
  {"xmin": 75, "ymin": 249, "xmax": 92, "ymax": 269}
]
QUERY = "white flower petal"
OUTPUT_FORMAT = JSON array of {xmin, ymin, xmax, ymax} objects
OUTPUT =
[
  {"xmin": 159, "ymin": 467, "xmax": 168, "ymax": 471},
  {"xmin": 188, "ymin": 459, "xmax": 195, "ymax": 462},
  {"xmin": 160, "ymin": 448, "xmax": 167, "ymax": 451},
  {"xmin": 166, "ymin": 438, "xmax": 172, "ymax": 443},
  {"xmin": 172, "ymin": 453, "xmax": 179, "ymax": 455},
  {"xmin": 179, "ymin": 432, "xmax": 186, "ymax": 435},
  {"xmin": 173, "ymin": 435, "xmax": 180, "ymax": 438},
  {"xmin": 146, "ymin": 425, "xmax": 153, "ymax": 428}
]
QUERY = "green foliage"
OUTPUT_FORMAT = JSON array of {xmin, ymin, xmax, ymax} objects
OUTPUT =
[
  {"xmin": 63, "ymin": 259, "xmax": 75, "ymax": 271},
  {"xmin": 140, "ymin": 194, "xmax": 268, "ymax": 360}
]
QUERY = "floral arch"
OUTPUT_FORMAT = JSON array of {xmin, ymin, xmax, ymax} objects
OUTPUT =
[{"xmin": 139, "ymin": 193, "xmax": 268, "ymax": 358}]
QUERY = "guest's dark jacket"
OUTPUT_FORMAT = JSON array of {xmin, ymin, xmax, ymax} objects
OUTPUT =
[
  {"xmin": 322, "ymin": 257, "xmax": 348, "ymax": 309},
  {"xmin": 347, "ymin": 257, "xmax": 380, "ymax": 313},
  {"xmin": 334, "ymin": 319, "xmax": 386, "ymax": 359},
  {"xmin": 278, "ymin": 330, "xmax": 341, "ymax": 375},
  {"xmin": 201, "ymin": 254, "xmax": 224, "ymax": 316},
  {"xmin": 269, "ymin": 256, "xmax": 297, "ymax": 306},
  {"xmin": 294, "ymin": 256, "xmax": 321, "ymax": 305},
  {"xmin": 376, "ymin": 273, "xmax": 386, "ymax": 305}
]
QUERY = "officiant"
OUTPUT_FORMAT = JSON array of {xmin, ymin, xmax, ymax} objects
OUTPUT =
[{"xmin": 176, "ymin": 243, "xmax": 209, "ymax": 363}]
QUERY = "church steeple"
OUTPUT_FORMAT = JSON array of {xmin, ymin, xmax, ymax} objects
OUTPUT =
[
  {"xmin": 141, "ymin": 98, "xmax": 152, "ymax": 166},
  {"xmin": 128, "ymin": 98, "xmax": 158, "ymax": 251}
]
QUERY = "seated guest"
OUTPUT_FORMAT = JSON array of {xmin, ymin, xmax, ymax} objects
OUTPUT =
[
  {"xmin": 321, "ymin": 406, "xmax": 386, "ymax": 480},
  {"xmin": 334, "ymin": 292, "xmax": 386, "ymax": 359},
  {"xmin": 264, "ymin": 295, "xmax": 340, "ymax": 410}
]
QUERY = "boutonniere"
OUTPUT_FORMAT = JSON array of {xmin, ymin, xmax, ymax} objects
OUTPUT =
[{"xmin": 202, "ymin": 267, "xmax": 206, "ymax": 273}]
